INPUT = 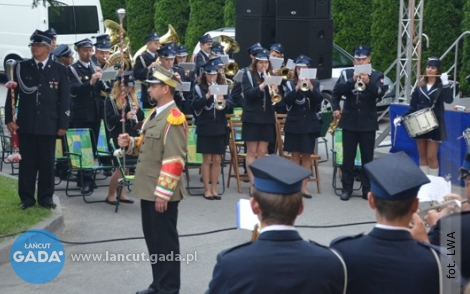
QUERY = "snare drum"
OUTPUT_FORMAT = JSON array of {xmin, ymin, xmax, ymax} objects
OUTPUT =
[{"xmin": 403, "ymin": 108, "xmax": 438, "ymax": 137}]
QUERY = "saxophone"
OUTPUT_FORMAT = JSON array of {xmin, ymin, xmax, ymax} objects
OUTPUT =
[{"xmin": 328, "ymin": 111, "xmax": 341, "ymax": 135}]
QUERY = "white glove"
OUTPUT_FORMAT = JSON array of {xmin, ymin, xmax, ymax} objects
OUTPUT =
[
  {"xmin": 440, "ymin": 73, "xmax": 449, "ymax": 86},
  {"xmin": 393, "ymin": 116, "xmax": 402, "ymax": 127}
]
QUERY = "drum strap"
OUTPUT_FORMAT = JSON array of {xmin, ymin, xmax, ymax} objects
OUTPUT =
[{"xmin": 431, "ymin": 87, "xmax": 442, "ymax": 109}]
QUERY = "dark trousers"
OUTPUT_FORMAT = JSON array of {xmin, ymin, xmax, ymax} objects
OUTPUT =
[
  {"xmin": 341, "ymin": 129, "xmax": 375, "ymax": 195},
  {"xmin": 18, "ymin": 134, "xmax": 56, "ymax": 205},
  {"xmin": 141, "ymin": 200, "xmax": 180, "ymax": 294}
]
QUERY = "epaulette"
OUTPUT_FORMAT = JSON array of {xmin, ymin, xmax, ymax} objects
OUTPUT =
[
  {"xmin": 417, "ymin": 241, "xmax": 446, "ymax": 254},
  {"xmin": 167, "ymin": 108, "xmax": 185, "ymax": 125},
  {"xmin": 308, "ymin": 239, "xmax": 330, "ymax": 250},
  {"xmin": 330, "ymin": 233, "xmax": 364, "ymax": 246},
  {"xmin": 220, "ymin": 241, "xmax": 252, "ymax": 256}
]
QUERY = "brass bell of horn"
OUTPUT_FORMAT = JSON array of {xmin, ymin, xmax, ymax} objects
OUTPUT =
[
  {"xmin": 160, "ymin": 24, "xmax": 179, "ymax": 45},
  {"xmin": 218, "ymin": 35, "xmax": 240, "ymax": 55},
  {"xmin": 355, "ymin": 77, "xmax": 366, "ymax": 92},
  {"xmin": 224, "ymin": 61, "xmax": 238, "ymax": 77},
  {"xmin": 279, "ymin": 67, "xmax": 292, "ymax": 81}
]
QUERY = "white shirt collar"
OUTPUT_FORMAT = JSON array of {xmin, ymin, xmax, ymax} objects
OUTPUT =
[
  {"xmin": 375, "ymin": 224, "xmax": 410, "ymax": 232},
  {"xmin": 34, "ymin": 57, "xmax": 49, "ymax": 67},
  {"xmin": 156, "ymin": 100, "xmax": 175, "ymax": 116},
  {"xmin": 78, "ymin": 60, "xmax": 90, "ymax": 68},
  {"xmin": 147, "ymin": 50, "xmax": 156, "ymax": 58},
  {"xmin": 259, "ymin": 225, "xmax": 296, "ymax": 234}
]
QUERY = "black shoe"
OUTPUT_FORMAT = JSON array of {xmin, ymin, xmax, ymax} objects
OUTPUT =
[
  {"xmin": 119, "ymin": 198, "xmax": 134, "ymax": 204},
  {"xmin": 340, "ymin": 192, "xmax": 351, "ymax": 201},
  {"xmin": 302, "ymin": 193, "xmax": 313, "ymax": 199},
  {"xmin": 204, "ymin": 195, "xmax": 214, "ymax": 200},
  {"xmin": 39, "ymin": 201, "xmax": 57, "ymax": 209},
  {"xmin": 104, "ymin": 198, "xmax": 118, "ymax": 205},
  {"xmin": 213, "ymin": 195, "xmax": 221, "ymax": 200},
  {"xmin": 81, "ymin": 184, "xmax": 93, "ymax": 195},
  {"xmin": 20, "ymin": 203, "xmax": 35, "ymax": 210},
  {"xmin": 136, "ymin": 288, "xmax": 158, "ymax": 294}
]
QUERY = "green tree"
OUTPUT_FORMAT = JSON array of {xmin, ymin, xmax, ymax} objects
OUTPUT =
[
  {"xmin": 332, "ymin": 0, "xmax": 373, "ymax": 54},
  {"xmin": 125, "ymin": 0, "xmax": 156, "ymax": 54},
  {"xmin": 224, "ymin": 0, "xmax": 236, "ymax": 27},
  {"xmin": 459, "ymin": 1, "xmax": 470, "ymax": 96},
  {"xmin": 185, "ymin": 0, "xmax": 225, "ymax": 54},
  {"xmin": 370, "ymin": 0, "xmax": 399, "ymax": 76},
  {"xmin": 154, "ymin": 0, "xmax": 190, "ymax": 46},
  {"xmin": 32, "ymin": 0, "xmax": 63, "ymax": 7},
  {"xmin": 422, "ymin": 0, "xmax": 463, "ymax": 77}
]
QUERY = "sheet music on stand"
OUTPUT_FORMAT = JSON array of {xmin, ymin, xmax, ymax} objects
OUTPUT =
[
  {"xmin": 236, "ymin": 199, "xmax": 259, "ymax": 230},
  {"xmin": 285, "ymin": 59, "xmax": 295, "ymax": 70},
  {"xmin": 209, "ymin": 84, "xmax": 228, "ymax": 95},
  {"xmin": 233, "ymin": 70, "xmax": 244, "ymax": 83},
  {"xmin": 417, "ymin": 175, "xmax": 450, "ymax": 205},
  {"xmin": 299, "ymin": 68, "xmax": 317, "ymax": 80},
  {"xmin": 220, "ymin": 55, "xmax": 230, "ymax": 65},
  {"xmin": 269, "ymin": 57, "xmax": 283, "ymax": 70},
  {"xmin": 176, "ymin": 82, "xmax": 191, "ymax": 92},
  {"xmin": 354, "ymin": 64, "xmax": 372, "ymax": 75},
  {"xmin": 100, "ymin": 67, "xmax": 118, "ymax": 81},
  {"xmin": 178, "ymin": 62, "xmax": 195, "ymax": 72},
  {"xmin": 265, "ymin": 75, "xmax": 282, "ymax": 86}
]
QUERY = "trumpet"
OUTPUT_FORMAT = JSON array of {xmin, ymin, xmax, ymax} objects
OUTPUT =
[
  {"xmin": 279, "ymin": 66, "xmax": 292, "ymax": 81},
  {"xmin": 300, "ymin": 79, "xmax": 310, "ymax": 92},
  {"xmin": 211, "ymin": 78, "xmax": 226, "ymax": 111},
  {"xmin": 418, "ymin": 199, "xmax": 467, "ymax": 218},
  {"xmin": 355, "ymin": 76, "xmax": 366, "ymax": 91},
  {"xmin": 264, "ymin": 70, "xmax": 282, "ymax": 105}
]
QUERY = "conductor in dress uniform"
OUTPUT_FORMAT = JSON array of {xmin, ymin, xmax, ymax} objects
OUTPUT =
[
  {"xmin": 118, "ymin": 65, "xmax": 187, "ymax": 294},
  {"xmin": 133, "ymin": 32, "xmax": 161, "ymax": 109},
  {"xmin": 206, "ymin": 155, "xmax": 346, "ymax": 294},
  {"xmin": 5, "ymin": 30, "xmax": 70, "ymax": 209},
  {"xmin": 331, "ymin": 46, "xmax": 387, "ymax": 201},
  {"xmin": 331, "ymin": 152, "xmax": 461, "ymax": 294}
]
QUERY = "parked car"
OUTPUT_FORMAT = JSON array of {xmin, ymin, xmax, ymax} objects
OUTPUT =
[{"xmin": 190, "ymin": 27, "xmax": 396, "ymax": 114}]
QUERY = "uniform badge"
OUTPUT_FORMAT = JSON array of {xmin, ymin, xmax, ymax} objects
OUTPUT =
[
  {"xmin": 84, "ymin": 76, "xmax": 89, "ymax": 80},
  {"xmin": 54, "ymin": 81, "xmax": 58, "ymax": 89},
  {"xmin": 49, "ymin": 81, "xmax": 53, "ymax": 88},
  {"xmin": 65, "ymin": 110, "xmax": 70, "ymax": 117}
]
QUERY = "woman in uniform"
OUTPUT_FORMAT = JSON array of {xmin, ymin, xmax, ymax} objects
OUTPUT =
[
  {"xmin": 396, "ymin": 57, "xmax": 453, "ymax": 176},
  {"xmin": 104, "ymin": 71, "xmax": 145, "ymax": 204},
  {"xmin": 284, "ymin": 55, "xmax": 323, "ymax": 199},
  {"xmin": 191, "ymin": 58, "xmax": 233, "ymax": 200},
  {"xmin": 241, "ymin": 49, "xmax": 278, "ymax": 194}
]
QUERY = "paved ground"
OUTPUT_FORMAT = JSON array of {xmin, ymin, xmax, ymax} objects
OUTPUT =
[{"xmin": 0, "ymin": 78, "xmax": 466, "ymax": 293}]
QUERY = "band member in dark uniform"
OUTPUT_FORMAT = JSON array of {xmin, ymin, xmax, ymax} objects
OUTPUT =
[
  {"xmin": 5, "ymin": 30, "xmax": 70, "ymax": 209},
  {"xmin": 52, "ymin": 44, "xmax": 74, "ymax": 66},
  {"xmin": 394, "ymin": 57, "xmax": 453, "ymax": 176},
  {"xmin": 158, "ymin": 43, "xmax": 190, "ymax": 114},
  {"xmin": 207, "ymin": 155, "xmax": 346, "ymax": 294},
  {"xmin": 133, "ymin": 32, "xmax": 161, "ymax": 109},
  {"xmin": 68, "ymin": 38, "xmax": 105, "ymax": 194},
  {"xmin": 242, "ymin": 49, "xmax": 278, "ymax": 194},
  {"xmin": 45, "ymin": 28, "xmax": 57, "ymax": 61},
  {"xmin": 331, "ymin": 152, "xmax": 461, "ymax": 293},
  {"xmin": 104, "ymin": 71, "xmax": 144, "ymax": 205},
  {"xmin": 195, "ymin": 34, "xmax": 212, "ymax": 75},
  {"xmin": 331, "ymin": 46, "xmax": 387, "ymax": 201},
  {"xmin": 284, "ymin": 55, "xmax": 323, "ymax": 199},
  {"xmin": 209, "ymin": 42, "xmax": 224, "ymax": 57},
  {"xmin": 191, "ymin": 58, "xmax": 233, "ymax": 200}
]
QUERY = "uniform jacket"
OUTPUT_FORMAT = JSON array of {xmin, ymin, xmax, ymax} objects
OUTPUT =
[
  {"xmin": 428, "ymin": 210, "xmax": 470, "ymax": 279},
  {"xmin": 402, "ymin": 82, "xmax": 453, "ymax": 140},
  {"xmin": 331, "ymin": 69, "xmax": 387, "ymax": 132},
  {"xmin": 206, "ymin": 230, "xmax": 345, "ymax": 294},
  {"xmin": 195, "ymin": 51, "xmax": 210, "ymax": 75},
  {"xmin": 284, "ymin": 80, "xmax": 323, "ymax": 134},
  {"xmin": 68, "ymin": 61, "xmax": 103, "ymax": 123},
  {"xmin": 191, "ymin": 84, "xmax": 233, "ymax": 136},
  {"xmin": 331, "ymin": 227, "xmax": 459, "ymax": 294},
  {"xmin": 104, "ymin": 95, "xmax": 145, "ymax": 140},
  {"xmin": 4, "ymin": 58, "xmax": 70, "ymax": 136},
  {"xmin": 133, "ymin": 51, "xmax": 158, "ymax": 108},
  {"xmin": 241, "ymin": 70, "xmax": 276, "ymax": 125},
  {"xmin": 131, "ymin": 104, "xmax": 187, "ymax": 202}
]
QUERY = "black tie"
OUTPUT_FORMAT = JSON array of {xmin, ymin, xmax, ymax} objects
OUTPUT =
[
  {"xmin": 38, "ymin": 62, "xmax": 43, "ymax": 71},
  {"xmin": 149, "ymin": 110, "xmax": 157, "ymax": 120},
  {"xmin": 260, "ymin": 73, "xmax": 265, "ymax": 81}
]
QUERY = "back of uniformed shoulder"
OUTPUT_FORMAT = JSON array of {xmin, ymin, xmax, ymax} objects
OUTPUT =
[
  {"xmin": 220, "ymin": 241, "xmax": 252, "ymax": 256},
  {"xmin": 330, "ymin": 233, "xmax": 364, "ymax": 246}
]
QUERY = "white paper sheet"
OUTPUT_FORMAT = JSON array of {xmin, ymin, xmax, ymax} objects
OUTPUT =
[
  {"xmin": 265, "ymin": 75, "xmax": 283, "ymax": 86},
  {"xmin": 178, "ymin": 62, "xmax": 195, "ymax": 72},
  {"xmin": 299, "ymin": 68, "xmax": 317, "ymax": 79},
  {"xmin": 417, "ymin": 175, "xmax": 450, "ymax": 203},
  {"xmin": 236, "ymin": 199, "xmax": 259, "ymax": 230},
  {"xmin": 101, "ymin": 67, "xmax": 118, "ymax": 81},
  {"xmin": 354, "ymin": 64, "xmax": 372, "ymax": 75},
  {"xmin": 176, "ymin": 81, "xmax": 191, "ymax": 92},
  {"xmin": 209, "ymin": 84, "xmax": 228, "ymax": 95},
  {"xmin": 269, "ymin": 57, "xmax": 284, "ymax": 70},
  {"xmin": 285, "ymin": 59, "xmax": 295, "ymax": 70}
]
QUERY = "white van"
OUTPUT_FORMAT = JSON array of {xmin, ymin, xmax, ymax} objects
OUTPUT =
[
  {"xmin": 190, "ymin": 28, "xmax": 396, "ymax": 113},
  {"xmin": 0, "ymin": 0, "xmax": 104, "ymax": 72}
]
